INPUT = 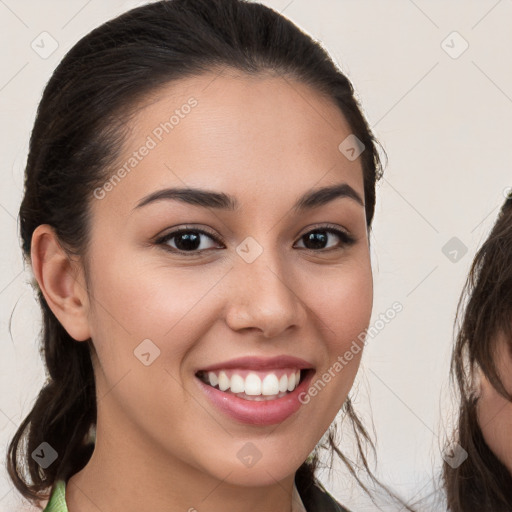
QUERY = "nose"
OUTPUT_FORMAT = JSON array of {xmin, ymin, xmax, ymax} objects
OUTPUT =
[{"xmin": 224, "ymin": 245, "xmax": 307, "ymax": 338}]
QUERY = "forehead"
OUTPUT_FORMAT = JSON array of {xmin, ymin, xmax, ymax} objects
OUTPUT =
[{"xmin": 93, "ymin": 69, "xmax": 364, "ymax": 216}]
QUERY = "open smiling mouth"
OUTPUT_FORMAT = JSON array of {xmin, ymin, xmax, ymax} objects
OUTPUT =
[{"xmin": 195, "ymin": 368, "xmax": 314, "ymax": 401}]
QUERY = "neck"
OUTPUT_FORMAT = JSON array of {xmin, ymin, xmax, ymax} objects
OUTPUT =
[{"xmin": 65, "ymin": 422, "xmax": 299, "ymax": 512}]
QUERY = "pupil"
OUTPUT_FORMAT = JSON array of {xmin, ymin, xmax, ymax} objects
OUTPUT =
[
  {"xmin": 305, "ymin": 231, "xmax": 327, "ymax": 250},
  {"xmin": 176, "ymin": 232, "xmax": 200, "ymax": 251}
]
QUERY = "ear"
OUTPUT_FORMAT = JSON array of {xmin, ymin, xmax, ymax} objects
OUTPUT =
[
  {"xmin": 30, "ymin": 224, "xmax": 91, "ymax": 342},
  {"xmin": 474, "ymin": 366, "xmax": 484, "ymax": 397}
]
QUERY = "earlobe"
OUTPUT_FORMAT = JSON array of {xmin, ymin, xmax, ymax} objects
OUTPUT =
[
  {"xmin": 30, "ymin": 224, "xmax": 91, "ymax": 342},
  {"xmin": 474, "ymin": 366, "xmax": 486, "ymax": 398}
]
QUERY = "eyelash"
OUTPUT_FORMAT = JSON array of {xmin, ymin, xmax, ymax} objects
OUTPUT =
[{"xmin": 155, "ymin": 224, "xmax": 356, "ymax": 256}]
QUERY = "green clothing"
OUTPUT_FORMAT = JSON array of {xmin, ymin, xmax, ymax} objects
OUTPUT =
[
  {"xmin": 43, "ymin": 477, "xmax": 348, "ymax": 512},
  {"xmin": 43, "ymin": 480, "xmax": 67, "ymax": 512}
]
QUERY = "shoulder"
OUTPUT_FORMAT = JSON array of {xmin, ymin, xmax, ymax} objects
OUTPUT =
[
  {"xmin": 300, "ymin": 479, "xmax": 351, "ymax": 512},
  {"xmin": 42, "ymin": 480, "xmax": 68, "ymax": 512},
  {"xmin": 42, "ymin": 476, "xmax": 349, "ymax": 512}
]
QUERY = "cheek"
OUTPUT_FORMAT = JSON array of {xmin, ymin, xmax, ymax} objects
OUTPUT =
[
  {"xmin": 86, "ymin": 254, "xmax": 226, "ymax": 359},
  {"xmin": 84, "ymin": 254, "xmax": 226, "ymax": 435},
  {"xmin": 307, "ymin": 259, "xmax": 373, "ymax": 348},
  {"xmin": 477, "ymin": 383, "xmax": 512, "ymax": 472},
  {"xmin": 293, "ymin": 262, "xmax": 372, "ymax": 437}
]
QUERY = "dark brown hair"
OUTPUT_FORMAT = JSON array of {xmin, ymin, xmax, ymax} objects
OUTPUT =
[
  {"xmin": 7, "ymin": 0, "xmax": 413, "ymax": 509},
  {"xmin": 443, "ymin": 193, "xmax": 512, "ymax": 510}
]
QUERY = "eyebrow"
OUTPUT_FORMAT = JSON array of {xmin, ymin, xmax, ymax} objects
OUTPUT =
[{"xmin": 133, "ymin": 182, "xmax": 364, "ymax": 213}]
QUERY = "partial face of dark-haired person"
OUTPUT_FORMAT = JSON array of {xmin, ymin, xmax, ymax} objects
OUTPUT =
[
  {"xmin": 444, "ymin": 194, "xmax": 512, "ymax": 511},
  {"xmin": 6, "ymin": 0, "xmax": 412, "ymax": 511},
  {"xmin": 477, "ymin": 332, "xmax": 512, "ymax": 475}
]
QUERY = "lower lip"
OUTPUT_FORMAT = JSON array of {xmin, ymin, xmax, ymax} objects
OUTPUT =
[{"xmin": 196, "ymin": 370, "xmax": 315, "ymax": 426}]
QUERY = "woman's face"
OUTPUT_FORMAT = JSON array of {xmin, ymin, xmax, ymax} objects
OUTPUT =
[
  {"xmin": 477, "ymin": 332, "xmax": 512, "ymax": 474},
  {"xmin": 79, "ymin": 69, "xmax": 373, "ymax": 486}
]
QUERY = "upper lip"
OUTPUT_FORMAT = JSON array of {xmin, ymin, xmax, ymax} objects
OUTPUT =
[{"xmin": 196, "ymin": 355, "xmax": 315, "ymax": 373}]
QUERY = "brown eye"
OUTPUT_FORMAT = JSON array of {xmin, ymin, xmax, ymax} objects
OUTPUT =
[
  {"xmin": 155, "ymin": 224, "xmax": 355, "ymax": 256},
  {"xmin": 295, "ymin": 227, "xmax": 356, "ymax": 251},
  {"xmin": 156, "ymin": 228, "xmax": 223, "ymax": 254}
]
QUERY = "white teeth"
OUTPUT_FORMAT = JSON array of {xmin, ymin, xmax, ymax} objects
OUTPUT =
[
  {"xmin": 218, "ymin": 371, "xmax": 230, "ymax": 391},
  {"xmin": 203, "ymin": 369, "xmax": 302, "ymax": 397},
  {"xmin": 245, "ymin": 373, "xmax": 262, "ymax": 395},
  {"xmin": 236, "ymin": 391, "xmax": 289, "ymax": 401},
  {"xmin": 207, "ymin": 371, "xmax": 218, "ymax": 387},
  {"xmin": 230, "ymin": 374, "xmax": 245, "ymax": 393},
  {"xmin": 261, "ymin": 374, "xmax": 280, "ymax": 395},
  {"xmin": 279, "ymin": 374, "xmax": 288, "ymax": 393},
  {"xmin": 287, "ymin": 372, "xmax": 296, "ymax": 392}
]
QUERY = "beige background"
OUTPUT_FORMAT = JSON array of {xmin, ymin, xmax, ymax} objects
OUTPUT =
[{"xmin": 0, "ymin": 0, "xmax": 510, "ymax": 510}]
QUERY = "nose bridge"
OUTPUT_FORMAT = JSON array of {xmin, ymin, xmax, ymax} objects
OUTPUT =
[{"xmin": 225, "ymin": 235, "xmax": 304, "ymax": 337}]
